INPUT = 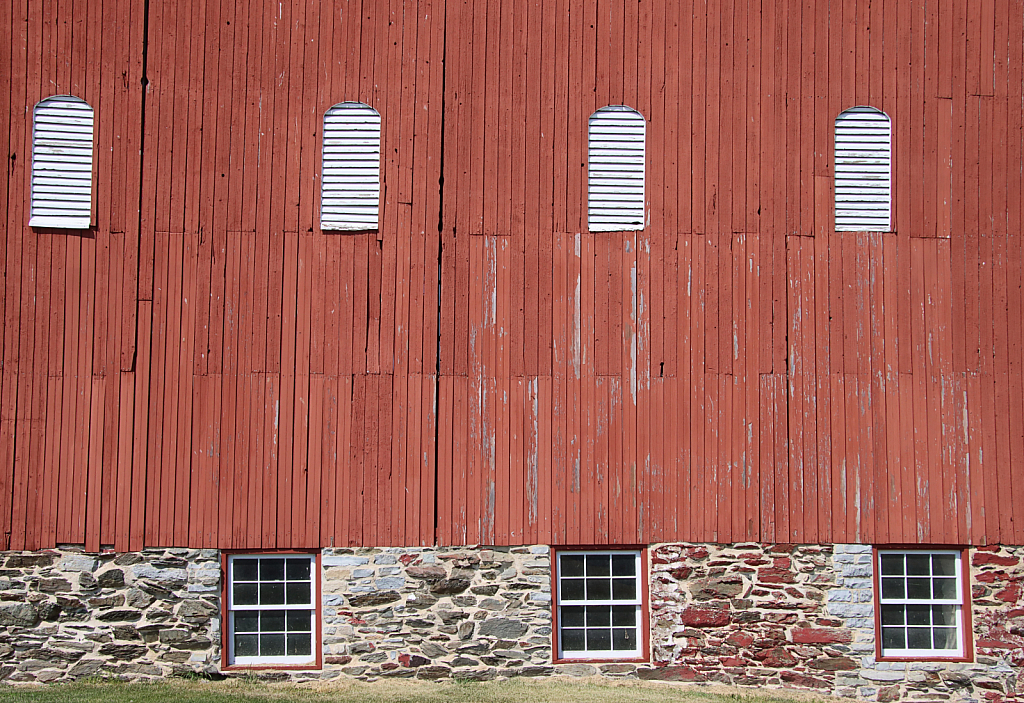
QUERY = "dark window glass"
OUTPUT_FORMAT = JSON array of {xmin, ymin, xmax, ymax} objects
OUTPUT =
[
  {"xmin": 932, "ymin": 554, "xmax": 957, "ymax": 576},
  {"xmin": 586, "ymin": 605, "xmax": 611, "ymax": 627},
  {"xmin": 933, "ymin": 578, "xmax": 957, "ymax": 600},
  {"xmin": 881, "ymin": 605, "xmax": 905, "ymax": 625},
  {"xmin": 612, "ymin": 578, "xmax": 636, "ymax": 600},
  {"xmin": 586, "ymin": 554, "xmax": 610, "ymax": 577},
  {"xmin": 880, "ymin": 554, "xmax": 903, "ymax": 576},
  {"xmin": 260, "ymin": 633, "xmax": 286, "ymax": 656},
  {"xmin": 933, "ymin": 605, "xmax": 956, "ymax": 626},
  {"xmin": 587, "ymin": 629, "xmax": 611, "ymax": 650},
  {"xmin": 906, "ymin": 605, "xmax": 930, "ymax": 626},
  {"xmin": 561, "ymin": 555, "xmax": 585, "ymax": 577},
  {"xmin": 234, "ymin": 583, "xmax": 259, "ymax": 606},
  {"xmin": 234, "ymin": 611, "xmax": 259, "ymax": 633},
  {"xmin": 933, "ymin": 627, "xmax": 958, "ymax": 649},
  {"xmin": 882, "ymin": 626, "xmax": 905, "ymax": 650},
  {"xmin": 611, "ymin": 554, "xmax": 635, "ymax": 576},
  {"xmin": 907, "ymin": 628, "xmax": 931, "ymax": 649},
  {"xmin": 561, "ymin": 629, "xmax": 586, "ymax": 651},
  {"xmin": 906, "ymin": 554, "xmax": 930, "ymax": 575},
  {"xmin": 288, "ymin": 634, "xmax": 312, "ymax": 656},
  {"xmin": 287, "ymin": 582, "xmax": 311, "ymax": 606},
  {"xmin": 587, "ymin": 578, "xmax": 611, "ymax": 601},
  {"xmin": 286, "ymin": 558, "xmax": 311, "ymax": 580},
  {"xmin": 262, "ymin": 610, "xmax": 286, "ymax": 632},
  {"xmin": 907, "ymin": 578, "xmax": 931, "ymax": 599},
  {"xmin": 612, "ymin": 628, "xmax": 635, "ymax": 650},
  {"xmin": 234, "ymin": 559, "xmax": 259, "ymax": 581},
  {"xmin": 287, "ymin": 610, "xmax": 312, "ymax": 632},
  {"xmin": 234, "ymin": 634, "xmax": 259, "ymax": 657},
  {"xmin": 612, "ymin": 605, "xmax": 635, "ymax": 627},
  {"xmin": 561, "ymin": 606, "xmax": 585, "ymax": 628},
  {"xmin": 562, "ymin": 578, "xmax": 585, "ymax": 600},
  {"xmin": 261, "ymin": 582, "xmax": 285, "ymax": 605},
  {"xmin": 261, "ymin": 559, "xmax": 285, "ymax": 581}
]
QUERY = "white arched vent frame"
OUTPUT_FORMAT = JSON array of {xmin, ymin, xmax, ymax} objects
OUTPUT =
[
  {"xmin": 320, "ymin": 101, "xmax": 382, "ymax": 231},
  {"xmin": 30, "ymin": 95, "xmax": 95, "ymax": 229},
  {"xmin": 834, "ymin": 105, "xmax": 892, "ymax": 232},
  {"xmin": 588, "ymin": 105, "xmax": 646, "ymax": 232}
]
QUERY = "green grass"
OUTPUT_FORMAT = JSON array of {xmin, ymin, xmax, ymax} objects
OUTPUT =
[{"xmin": 0, "ymin": 677, "xmax": 837, "ymax": 703}]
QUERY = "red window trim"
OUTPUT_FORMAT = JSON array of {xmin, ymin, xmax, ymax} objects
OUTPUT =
[
  {"xmin": 872, "ymin": 544, "xmax": 974, "ymax": 663},
  {"xmin": 550, "ymin": 545, "xmax": 650, "ymax": 665},
  {"xmin": 220, "ymin": 550, "xmax": 323, "ymax": 672}
]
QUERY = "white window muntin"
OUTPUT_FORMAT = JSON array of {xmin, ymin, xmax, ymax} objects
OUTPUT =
[
  {"xmin": 30, "ymin": 95, "xmax": 94, "ymax": 229},
  {"xmin": 320, "ymin": 101, "xmax": 381, "ymax": 231},
  {"xmin": 834, "ymin": 105, "xmax": 892, "ymax": 232},
  {"xmin": 588, "ymin": 106, "xmax": 646, "ymax": 232},
  {"xmin": 227, "ymin": 554, "xmax": 318, "ymax": 666},
  {"xmin": 556, "ymin": 550, "xmax": 642, "ymax": 660},
  {"xmin": 877, "ymin": 550, "xmax": 964, "ymax": 658}
]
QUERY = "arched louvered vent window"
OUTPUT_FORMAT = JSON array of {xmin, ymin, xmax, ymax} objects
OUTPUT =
[
  {"xmin": 30, "ymin": 95, "xmax": 94, "ymax": 229},
  {"xmin": 834, "ymin": 106, "xmax": 892, "ymax": 231},
  {"xmin": 321, "ymin": 101, "xmax": 381, "ymax": 231},
  {"xmin": 588, "ymin": 106, "xmax": 646, "ymax": 232}
]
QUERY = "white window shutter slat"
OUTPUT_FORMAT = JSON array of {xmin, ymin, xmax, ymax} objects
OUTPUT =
[
  {"xmin": 588, "ymin": 106, "xmax": 646, "ymax": 232},
  {"xmin": 30, "ymin": 95, "xmax": 94, "ymax": 229},
  {"xmin": 834, "ymin": 106, "xmax": 892, "ymax": 231},
  {"xmin": 321, "ymin": 102, "xmax": 381, "ymax": 231}
]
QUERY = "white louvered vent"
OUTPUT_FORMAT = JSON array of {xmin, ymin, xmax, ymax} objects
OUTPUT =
[
  {"xmin": 834, "ymin": 106, "xmax": 892, "ymax": 231},
  {"xmin": 321, "ymin": 102, "xmax": 381, "ymax": 231},
  {"xmin": 30, "ymin": 95, "xmax": 94, "ymax": 229},
  {"xmin": 588, "ymin": 106, "xmax": 646, "ymax": 232}
]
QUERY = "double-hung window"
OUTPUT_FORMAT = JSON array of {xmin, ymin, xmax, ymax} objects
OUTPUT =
[
  {"xmin": 555, "ymin": 550, "xmax": 643, "ymax": 660},
  {"xmin": 226, "ymin": 554, "xmax": 318, "ymax": 667},
  {"xmin": 877, "ymin": 549, "xmax": 967, "ymax": 659}
]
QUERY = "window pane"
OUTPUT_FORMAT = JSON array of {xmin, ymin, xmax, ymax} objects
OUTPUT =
[
  {"xmin": 906, "ymin": 604, "xmax": 931, "ymax": 626},
  {"xmin": 933, "ymin": 604, "xmax": 957, "ymax": 626},
  {"xmin": 933, "ymin": 578, "xmax": 957, "ymax": 600},
  {"xmin": 612, "ymin": 605, "xmax": 636, "ymax": 627},
  {"xmin": 932, "ymin": 554, "xmax": 957, "ymax": 576},
  {"xmin": 287, "ymin": 610, "xmax": 312, "ymax": 632},
  {"xmin": 562, "ymin": 578, "xmax": 585, "ymax": 600},
  {"xmin": 612, "ymin": 628, "xmax": 636, "ymax": 651},
  {"xmin": 286, "ymin": 558, "xmax": 311, "ymax": 581},
  {"xmin": 881, "ymin": 577, "xmax": 905, "ymax": 600},
  {"xmin": 561, "ymin": 555, "xmax": 585, "ymax": 577},
  {"xmin": 587, "ymin": 578, "xmax": 611, "ymax": 601},
  {"xmin": 261, "ymin": 559, "xmax": 285, "ymax": 581},
  {"xmin": 233, "ymin": 559, "xmax": 259, "ymax": 581},
  {"xmin": 234, "ymin": 611, "xmax": 259, "ymax": 633},
  {"xmin": 587, "ymin": 629, "xmax": 612, "ymax": 650},
  {"xmin": 880, "ymin": 554, "xmax": 904, "ymax": 576},
  {"xmin": 882, "ymin": 626, "xmax": 905, "ymax": 650},
  {"xmin": 907, "ymin": 578, "xmax": 931, "ymax": 599},
  {"xmin": 261, "ymin": 582, "xmax": 285, "ymax": 605},
  {"xmin": 612, "ymin": 578, "xmax": 636, "ymax": 600},
  {"xmin": 906, "ymin": 554, "xmax": 930, "ymax": 576},
  {"xmin": 234, "ymin": 583, "xmax": 259, "ymax": 606},
  {"xmin": 881, "ymin": 604, "xmax": 905, "ymax": 625},
  {"xmin": 587, "ymin": 605, "xmax": 611, "ymax": 627},
  {"xmin": 260, "ymin": 634, "xmax": 286, "ymax": 656},
  {"xmin": 561, "ymin": 629, "xmax": 586, "ymax": 651},
  {"xmin": 287, "ymin": 633, "xmax": 312, "ymax": 656},
  {"xmin": 262, "ymin": 610, "xmax": 286, "ymax": 632},
  {"xmin": 907, "ymin": 628, "xmax": 931, "ymax": 650},
  {"xmin": 561, "ymin": 606, "xmax": 585, "ymax": 628},
  {"xmin": 933, "ymin": 627, "xmax": 958, "ymax": 650},
  {"xmin": 611, "ymin": 554, "xmax": 636, "ymax": 576},
  {"xmin": 287, "ymin": 582, "xmax": 311, "ymax": 606},
  {"xmin": 587, "ymin": 554, "xmax": 611, "ymax": 577},
  {"xmin": 235, "ymin": 634, "xmax": 259, "ymax": 657}
]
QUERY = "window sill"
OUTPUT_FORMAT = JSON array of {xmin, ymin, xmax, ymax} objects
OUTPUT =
[
  {"xmin": 876, "ymin": 654, "xmax": 973, "ymax": 663},
  {"xmin": 221, "ymin": 663, "xmax": 321, "ymax": 672},
  {"xmin": 553, "ymin": 656, "xmax": 648, "ymax": 665}
]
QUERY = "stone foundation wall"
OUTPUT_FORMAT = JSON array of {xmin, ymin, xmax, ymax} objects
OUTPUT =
[
  {"xmin": 0, "ymin": 548, "xmax": 220, "ymax": 683},
  {"xmin": 2, "ymin": 542, "xmax": 1022, "ymax": 699}
]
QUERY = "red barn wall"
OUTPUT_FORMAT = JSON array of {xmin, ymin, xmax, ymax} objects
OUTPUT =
[{"xmin": 1, "ymin": 0, "xmax": 1022, "ymax": 551}]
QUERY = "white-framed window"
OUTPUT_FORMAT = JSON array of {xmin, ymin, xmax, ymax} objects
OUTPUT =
[
  {"xmin": 555, "ymin": 549, "xmax": 643, "ymax": 660},
  {"xmin": 320, "ymin": 101, "xmax": 381, "ymax": 231},
  {"xmin": 30, "ymin": 95, "xmax": 95, "ymax": 229},
  {"xmin": 877, "ymin": 549, "xmax": 966, "ymax": 659},
  {"xmin": 588, "ymin": 105, "xmax": 646, "ymax": 232},
  {"xmin": 834, "ymin": 105, "xmax": 892, "ymax": 232},
  {"xmin": 226, "ymin": 554, "xmax": 318, "ymax": 667}
]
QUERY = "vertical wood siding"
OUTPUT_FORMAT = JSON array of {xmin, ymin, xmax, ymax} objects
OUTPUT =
[{"xmin": 0, "ymin": 0, "xmax": 1022, "ymax": 550}]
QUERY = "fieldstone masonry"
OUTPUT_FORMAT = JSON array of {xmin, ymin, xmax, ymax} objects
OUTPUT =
[
  {"xmin": 0, "ymin": 547, "xmax": 220, "ymax": 682},
  {"xmin": 1, "ymin": 542, "xmax": 1022, "ymax": 700}
]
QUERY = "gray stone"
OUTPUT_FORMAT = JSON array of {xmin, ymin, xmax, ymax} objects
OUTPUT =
[
  {"xmin": 558, "ymin": 663, "xmax": 599, "ymax": 676},
  {"xmin": 68, "ymin": 659, "xmax": 104, "ymax": 678},
  {"xmin": 458, "ymin": 621, "xmax": 475, "ymax": 639},
  {"xmin": 177, "ymin": 599, "xmax": 217, "ymax": 619},
  {"xmin": 37, "ymin": 601, "xmax": 62, "ymax": 621},
  {"xmin": 78, "ymin": 572, "xmax": 98, "ymax": 590},
  {"xmin": 323, "ymin": 556, "xmax": 370, "ymax": 566},
  {"xmin": 96, "ymin": 609, "xmax": 142, "ymax": 623},
  {"xmin": 349, "ymin": 591, "xmax": 401, "ymax": 607},
  {"xmin": 457, "ymin": 667, "xmax": 497, "ymax": 681},
  {"xmin": 37, "ymin": 577, "xmax": 72, "ymax": 593},
  {"xmin": 0, "ymin": 602, "xmax": 39, "ymax": 627},
  {"xmin": 478, "ymin": 618, "xmax": 528, "ymax": 639},
  {"xmin": 416, "ymin": 665, "xmax": 451, "ymax": 679},
  {"xmin": 97, "ymin": 569, "xmax": 126, "ymax": 589},
  {"xmin": 59, "ymin": 554, "xmax": 99, "ymax": 572},
  {"xmin": 361, "ymin": 652, "xmax": 388, "ymax": 664},
  {"xmin": 430, "ymin": 578, "xmax": 471, "ymax": 595},
  {"xmin": 376, "ymin": 577, "xmax": 406, "ymax": 589},
  {"xmin": 132, "ymin": 565, "xmax": 187, "ymax": 585},
  {"xmin": 97, "ymin": 643, "xmax": 148, "ymax": 661},
  {"xmin": 126, "ymin": 588, "xmax": 154, "ymax": 609},
  {"xmin": 407, "ymin": 565, "xmax": 447, "ymax": 580},
  {"xmin": 5, "ymin": 554, "xmax": 56, "ymax": 568}
]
